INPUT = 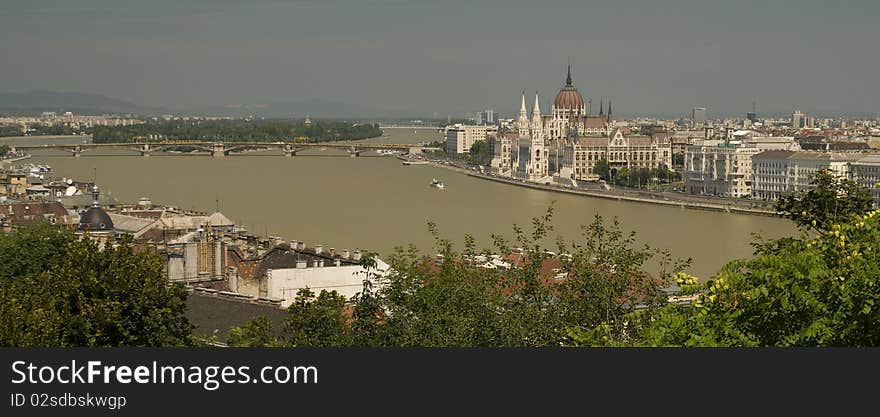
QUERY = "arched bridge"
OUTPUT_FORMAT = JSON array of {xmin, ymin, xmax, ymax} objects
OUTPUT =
[{"xmin": 9, "ymin": 141, "xmax": 442, "ymax": 158}]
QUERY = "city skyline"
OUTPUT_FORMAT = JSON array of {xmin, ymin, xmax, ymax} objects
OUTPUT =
[{"xmin": 2, "ymin": 0, "xmax": 879, "ymax": 117}]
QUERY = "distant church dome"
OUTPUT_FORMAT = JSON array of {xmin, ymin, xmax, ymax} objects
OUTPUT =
[
  {"xmin": 78, "ymin": 185, "xmax": 114, "ymax": 232},
  {"xmin": 553, "ymin": 65, "xmax": 585, "ymax": 110},
  {"xmin": 78, "ymin": 207, "xmax": 114, "ymax": 231}
]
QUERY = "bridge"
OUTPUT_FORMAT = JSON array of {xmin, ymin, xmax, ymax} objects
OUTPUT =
[{"xmin": 9, "ymin": 141, "xmax": 442, "ymax": 158}]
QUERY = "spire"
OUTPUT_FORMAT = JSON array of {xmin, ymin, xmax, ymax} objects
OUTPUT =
[
  {"xmin": 599, "ymin": 100, "xmax": 604, "ymax": 116},
  {"xmin": 565, "ymin": 64, "xmax": 572, "ymax": 86},
  {"xmin": 607, "ymin": 99, "xmax": 612, "ymax": 122},
  {"xmin": 532, "ymin": 91, "xmax": 541, "ymax": 121},
  {"xmin": 519, "ymin": 91, "xmax": 527, "ymax": 117}
]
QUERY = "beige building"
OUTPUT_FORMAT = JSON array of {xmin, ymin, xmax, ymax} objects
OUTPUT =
[
  {"xmin": 751, "ymin": 151, "xmax": 853, "ymax": 201},
  {"xmin": 684, "ymin": 136, "xmax": 799, "ymax": 197},
  {"xmin": 850, "ymin": 155, "xmax": 880, "ymax": 208},
  {"xmin": 560, "ymin": 128, "xmax": 673, "ymax": 181},
  {"xmin": 445, "ymin": 124, "xmax": 497, "ymax": 154}
]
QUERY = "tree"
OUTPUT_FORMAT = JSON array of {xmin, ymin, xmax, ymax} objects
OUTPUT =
[
  {"xmin": 775, "ymin": 169, "xmax": 874, "ymax": 233},
  {"xmin": 576, "ymin": 209, "xmax": 880, "ymax": 347},
  {"xmin": 282, "ymin": 288, "xmax": 348, "ymax": 347},
  {"xmin": 227, "ymin": 316, "xmax": 280, "ymax": 347},
  {"xmin": 0, "ymin": 226, "xmax": 194, "ymax": 346},
  {"xmin": 593, "ymin": 158, "xmax": 610, "ymax": 180},
  {"xmin": 0, "ymin": 144, "xmax": 9, "ymax": 156},
  {"xmin": 468, "ymin": 140, "xmax": 492, "ymax": 166},
  {"xmin": 257, "ymin": 206, "xmax": 685, "ymax": 347}
]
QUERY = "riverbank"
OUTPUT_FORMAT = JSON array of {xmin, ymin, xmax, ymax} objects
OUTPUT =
[{"xmin": 400, "ymin": 155, "xmax": 777, "ymax": 217}]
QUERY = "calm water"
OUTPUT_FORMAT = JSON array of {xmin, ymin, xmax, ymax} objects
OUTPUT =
[{"xmin": 18, "ymin": 129, "xmax": 795, "ymax": 279}]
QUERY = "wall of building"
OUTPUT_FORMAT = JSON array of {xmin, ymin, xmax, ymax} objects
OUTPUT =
[{"xmin": 266, "ymin": 264, "xmax": 369, "ymax": 307}]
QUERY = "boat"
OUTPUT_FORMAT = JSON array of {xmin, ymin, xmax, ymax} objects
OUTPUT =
[
  {"xmin": 430, "ymin": 179, "xmax": 445, "ymax": 189},
  {"xmin": 402, "ymin": 160, "xmax": 429, "ymax": 166}
]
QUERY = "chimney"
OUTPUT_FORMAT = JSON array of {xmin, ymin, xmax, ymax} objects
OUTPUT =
[
  {"xmin": 296, "ymin": 241, "xmax": 305, "ymax": 250},
  {"xmin": 314, "ymin": 244, "xmax": 323, "ymax": 254},
  {"xmin": 342, "ymin": 249, "xmax": 350, "ymax": 259},
  {"xmin": 329, "ymin": 248, "xmax": 336, "ymax": 257},
  {"xmin": 290, "ymin": 240, "xmax": 298, "ymax": 249},
  {"xmin": 352, "ymin": 250, "xmax": 362, "ymax": 261}
]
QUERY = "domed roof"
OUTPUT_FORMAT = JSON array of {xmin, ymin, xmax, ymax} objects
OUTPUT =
[
  {"xmin": 78, "ymin": 207, "xmax": 114, "ymax": 231},
  {"xmin": 78, "ymin": 185, "xmax": 114, "ymax": 232},
  {"xmin": 553, "ymin": 66, "xmax": 585, "ymax": 110}
]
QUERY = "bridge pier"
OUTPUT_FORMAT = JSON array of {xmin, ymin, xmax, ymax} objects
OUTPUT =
[
  {"xmin": 140, "ymin": 144, "xmax": 152, "ymax": 157},
  {"xmin": 283, "ymin": 145, "xmax": 298, "ymax": 157},
  {"xmin": 72, "ymin": 146, "xmax": 82, "ymax": 158},
  {"xmin": 211, "ymin": 143, "xmax": 226, "ymax": 158}
]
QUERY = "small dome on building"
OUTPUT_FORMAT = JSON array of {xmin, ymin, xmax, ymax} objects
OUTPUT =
[
  {"xmin": 78, "ymin": 207, "xmax": 114, "ymax": 231},
  {"xmin": 78, "ymin": 185, "xmax": 114, "ymax": 232}
]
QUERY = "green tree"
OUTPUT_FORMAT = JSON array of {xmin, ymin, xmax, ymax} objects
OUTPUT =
[
  {"xmin": 593, "ymin": 158, "xmax": 610, "ymax": 180},
  {"xmin": 0, "ymin": 226, "xmax": 194, "ymax": 346},
  {"xmin": 775, "ymin": 169, "xmax": 874, "ymax": 233},
  {"xmin": 577, "ymin": 209, "xmax": 880, "ymax": 347},
  {"xmin": 468, "ymin": 140, "xmax": 492, "ymax": 166},
  {"xmin": 282, "ymin": 288, "xmax": 349, "ymax": 347},
  {"xmin": 227, "ymin": 316, "xmax": 280, "ymax": 347},
  {"xmin": 0, "ymin": 144, "xmax": 9, "ymax": 156},
  {"xmin": 261, "ymin": 206, "xmax": 684, "ymax": 347}
]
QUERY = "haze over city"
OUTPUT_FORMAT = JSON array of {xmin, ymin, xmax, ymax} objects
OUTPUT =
[{"xmin": 2, "ymin": 0, "xmax": 879, "ymax": 117}]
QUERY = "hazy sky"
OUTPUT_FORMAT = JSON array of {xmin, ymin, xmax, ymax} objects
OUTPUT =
[{"xmin": 2, "ymin": 0, "xmax": 878, "ymax": 117}]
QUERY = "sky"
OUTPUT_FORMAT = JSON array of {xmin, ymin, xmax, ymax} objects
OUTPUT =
[{"xmin": 2, "ymin": 0, "xmax": 878, "ymax": 117}]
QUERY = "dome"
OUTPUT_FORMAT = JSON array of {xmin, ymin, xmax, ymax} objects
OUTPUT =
[
  {"xmin": 78, "ymin": 207, "xmax": 114, "ymax": 231},
  {"xmin": 553, "ymin": 66, "xmax": 585, "ymax": 110}
]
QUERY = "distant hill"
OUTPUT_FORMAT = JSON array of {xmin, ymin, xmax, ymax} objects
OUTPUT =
[{"xmin": 0, "ymin": 91, "xmax": 169, "ymax": 116}]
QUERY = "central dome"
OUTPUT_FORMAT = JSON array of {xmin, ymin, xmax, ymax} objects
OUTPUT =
[{"xmin": 553, "ymin": 66, "xmax": 584, "ymax": 110}]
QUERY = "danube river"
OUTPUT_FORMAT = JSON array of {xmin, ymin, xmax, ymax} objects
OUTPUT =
[{"xmin": 15, "ymin": 129, "xmax": 796, "ymax": 279}]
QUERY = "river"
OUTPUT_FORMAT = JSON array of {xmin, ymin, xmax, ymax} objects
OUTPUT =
[{"xmin": 12, "ymin": 129, "xmax": 796, "ymax": 279}]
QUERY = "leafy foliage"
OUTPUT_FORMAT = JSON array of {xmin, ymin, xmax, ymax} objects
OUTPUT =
[
  {"xmin": 226, "ymin": 316, "xmax": 280, "ymax": 347},
  {"xmin": 0, "ymin": 144, "xmax": 9, "ymax": 156},
  {"xmin": 230, "ymin": 206, "xmax": 685, "ymax": 347},
  {"xmin": 775, "ymin": 169, "xmax": 874, "ymax": 233},
  {"xmin": 0, "ymin": 226, "xmax": 194, "ymax": 346},
  {"xmin": 467, "ymin": 140, "xmax": 492, "ymax": 166}
]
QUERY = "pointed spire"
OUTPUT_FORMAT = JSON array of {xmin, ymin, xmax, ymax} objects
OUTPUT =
[
  {"xmin": 565, "ymin": 64, "xmax": 572, "ymax": 86},
  {"xmin": 520, "ymin": 91, "xmax": 527, "ymax": 116},
  {"xmin": 599, "ymin": 100, "xmax": 604, "ymax": 116},
  {"xmin": 532, "ymin": 91, "xmax": 541, "ymax": 119},
  {"xmin": 607, "ymin": 99, "xmax": 612, "ymax": 122}
]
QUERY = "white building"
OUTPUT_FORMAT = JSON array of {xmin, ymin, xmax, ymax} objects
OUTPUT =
[
  {"xmin": 445, "ymin": 124, "xmax": 497, "ymax": 154},
  {"xmin": 683, "ymin": 135, "xmax": 799, "ymax": 197},
  {"xmin": 751, "ymin": 151, "xmax": 853, "ymax": 201},
  {"xmin": 850, "ymin": 155, "xmax": 880, "ymax": 208}
]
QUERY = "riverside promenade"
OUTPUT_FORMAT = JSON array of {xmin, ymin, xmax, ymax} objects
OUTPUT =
[{"xmin": 401, "ymin": 155, "xmax": 777, "ymax": 217}]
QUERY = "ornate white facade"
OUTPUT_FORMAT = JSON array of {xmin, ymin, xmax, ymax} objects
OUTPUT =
[{"xmin": 492, "ymin": 66, "xmax": 613, "ymax": 182}]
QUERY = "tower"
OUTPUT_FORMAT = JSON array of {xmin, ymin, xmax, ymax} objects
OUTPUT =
[{"xmin": 518, "ymin": 91, "xmax": 529, "ymax": 137}]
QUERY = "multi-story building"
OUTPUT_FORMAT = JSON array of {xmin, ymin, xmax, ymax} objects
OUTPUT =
[
  {"xmin": 445, "ymin": 124, "xmax": 497, "ymax": 154},
  {"xmin": 559, "ymin": 128, "xmax": 673, "ymax": 181},
  {"xmin": 751, "ymin": 151, "xmax": 853, "ymax": 201},
  {"xmin": 683, "ymin": 135, "xmax": 799, "ymax": 197},
  {"xmin": 850, "ymin": 155, "xmax": 880, "ymax": 208}
]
